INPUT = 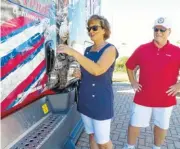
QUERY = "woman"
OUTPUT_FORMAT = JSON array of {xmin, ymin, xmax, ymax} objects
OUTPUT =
[{"xmin": 57, "ymin": 15, "xmax": 119, "ymax": 149}]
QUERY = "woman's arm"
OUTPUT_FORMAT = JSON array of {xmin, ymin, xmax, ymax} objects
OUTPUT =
[{"xmin": 57, "ymin": 45, "xmax": 117, "ymax": 76}]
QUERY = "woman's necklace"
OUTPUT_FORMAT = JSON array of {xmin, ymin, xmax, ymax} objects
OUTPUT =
[{"xmin": 91, "ymin": 42, "xmax": 107, "ymax": 52}]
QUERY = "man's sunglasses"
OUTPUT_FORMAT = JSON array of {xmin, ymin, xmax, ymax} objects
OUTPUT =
[
  {"xmin": 87, "ymin": 25, "xmax": 101, "ymax": 32},
  {"xmin": 154, "ymin": 28, "xmax": 167, "ymax": 33}
]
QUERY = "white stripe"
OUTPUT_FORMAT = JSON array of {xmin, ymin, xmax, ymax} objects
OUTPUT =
[
  {"xmin": 14, "ymin": 71, "xmax": 46, "ymax": 106},
  {"xmin": 0, "ymin": 49, "xmax": 45, "ymax": 102},
  {"xmin": 0, "ymin": 19, "xmax": 46, "ymax": 57},
  {"xmin": 0, "ymin": 21, "xmax": 17, "ymax": 27},
  {"xmin": 117, "ymin": 89, "xmax": 134, "ymax": 93}
]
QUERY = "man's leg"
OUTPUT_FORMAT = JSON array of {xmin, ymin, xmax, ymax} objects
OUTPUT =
[
  {"xmin": 127, "ymin": 125, "xmax": 141, "ymax": 145},
  {"xmin": 153, "ymin": 125, "xmax": 167, "ymax": 147},
  {"xmin": 123, "ymin": 103, "xmax": 152, "ymax": 149},
  {"xmin": 152, "ymin": 106, "xmax": 173, "ymax": 149}
]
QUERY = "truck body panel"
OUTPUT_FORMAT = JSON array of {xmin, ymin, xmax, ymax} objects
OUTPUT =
[{"xmin": 0, "ymin": 0, "xmax": 101, "ymax": 148}]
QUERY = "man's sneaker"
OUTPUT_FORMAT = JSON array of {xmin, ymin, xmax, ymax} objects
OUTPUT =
[{"xmin": 122, "ymin": 144, "xmax": 135, "ymax": 149}]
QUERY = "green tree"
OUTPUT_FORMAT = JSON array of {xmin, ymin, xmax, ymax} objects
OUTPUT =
[
  {"xmin": 177, "ymin": 40, "xmax": 180, "ymax": 45},
  {"xmin": 115, "ymin": 56, "xmax": 129, "ymax": 72}
]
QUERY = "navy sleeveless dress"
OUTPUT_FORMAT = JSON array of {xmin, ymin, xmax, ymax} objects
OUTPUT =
[{"xmin": 77, "ymin": 43, "xmax": 119, "ymax": 120}]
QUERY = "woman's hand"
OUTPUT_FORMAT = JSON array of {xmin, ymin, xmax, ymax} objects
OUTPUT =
[
  {"xmin": 73, "ymin": 69, "xmax": 81, "ymax": 79},
  {"xmin": 57, "ymin": 44, "xmax": 77, "ymax": 57}
]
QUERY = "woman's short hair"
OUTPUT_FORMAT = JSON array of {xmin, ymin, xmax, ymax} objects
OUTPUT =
[{"xmin": 87, "ymin": 15, "xmax": 111, "ymax": 40}]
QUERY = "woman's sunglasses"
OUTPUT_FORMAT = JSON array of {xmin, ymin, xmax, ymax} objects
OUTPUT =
[
  {"xmin": 87, "ymin": 25, "xmax": 101, "ymax": 32},
  {"xmin": 154, "ymin": 28, "xmax": 167, "ymax": 33}
]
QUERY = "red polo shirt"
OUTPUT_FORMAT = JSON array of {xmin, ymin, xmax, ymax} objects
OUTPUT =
[{"xmin": 126, "ymin": 41, "xmax": 180, "ymax": 107}]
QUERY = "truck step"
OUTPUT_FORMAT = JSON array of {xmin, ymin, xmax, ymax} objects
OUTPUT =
[{"xmin": 11, "ymin": 114, "xmax": 64, "ymax": 149}]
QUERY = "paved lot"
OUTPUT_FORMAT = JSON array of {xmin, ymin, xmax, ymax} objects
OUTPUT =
[{"xmin": 76, "ymin": 83, "xmax": 180, "ymax": 149}]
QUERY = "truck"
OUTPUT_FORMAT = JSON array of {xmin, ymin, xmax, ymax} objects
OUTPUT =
[{"xmin": 0, "ymin": 0, "xmax": 101, "ymax": 148}]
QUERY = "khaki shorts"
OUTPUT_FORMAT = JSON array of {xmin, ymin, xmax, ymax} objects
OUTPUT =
[{"xmin": 130, "ymin": 103, "xmax": 173, "ymax": 129}]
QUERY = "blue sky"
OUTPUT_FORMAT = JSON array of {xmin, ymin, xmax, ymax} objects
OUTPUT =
[{"xmin": 101, "ymin": 0, "xmax": 180, "ymax": 56}]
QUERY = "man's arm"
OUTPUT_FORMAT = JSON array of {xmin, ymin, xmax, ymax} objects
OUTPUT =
[
  {"xmin": 166, "ymin": 82, "xmax": 180, "ymax": 96},
  {"xmin": 166, "ymin": 51, "xmax": 180, "ymax": 96},
  {"xmin": 125, "ymin": 46, "xmax": 142, "ymax": 92},
  {"xmin": 127, "ymin": 66, "xmax": 139, "ymax": 83},
  {"xmin": 126, "ymin": 68, "xmax": 142, "ymax": 92},
  {"xmin": 127, "ymin": 68, "xmax": 135, "ymax": 83},
  {"xmin": 166, "ymin": 71, "xmax": 180, "ymax": 96}
]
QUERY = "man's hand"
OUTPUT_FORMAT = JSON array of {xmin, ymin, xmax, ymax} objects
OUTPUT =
[
  {"xmin": 166, "ymin": 82, "xmax": 180, "ymax": 96},
  {"xmin": 131, "ymin": 80, "xmax": 142, "ymax": 92}
]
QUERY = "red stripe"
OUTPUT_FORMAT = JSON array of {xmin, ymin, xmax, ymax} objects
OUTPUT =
[
  {"xmin": 0, "ymin": 16, "xmax": 33, "ymax": 37},
  {"xmin": 35, "ymin": 73, "xmax": 48, "ymax": 87},
  {"xmin": 1, "ymin": 37, "xmax": 45, "ymax": 79},
  {"xmin": 1, "ymin": 89, "xmax": 55, "ymax": 119},
  {"xmin": 21, "ymin": 89, "xmax": 54, "ymax": 104},
  {"xmin": 1, "ymin": 60, "xmax": 46, "ymax": 111},
  {"xmin": 0, "ymin": 13, "xmax": 44, "ymax": 38}
]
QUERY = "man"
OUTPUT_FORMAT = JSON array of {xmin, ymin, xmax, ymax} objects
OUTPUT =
[{"xmin": 123, "ymin": 17, "xmax": 180, "ymax": 149}]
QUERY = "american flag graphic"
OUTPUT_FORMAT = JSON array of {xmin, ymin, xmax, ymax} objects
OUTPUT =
[{"xmin": 0, "ymin": 0, "xmax": 55, "ymax": 115}]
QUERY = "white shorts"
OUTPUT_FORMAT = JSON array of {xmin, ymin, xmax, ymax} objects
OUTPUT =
[
  {"xmin": 130, "ymin": 103, "xmax": 173, "ymax": 129},
  {"xmin": 80, "ymin": 113, "xmax": 111, "ymax": 144}
]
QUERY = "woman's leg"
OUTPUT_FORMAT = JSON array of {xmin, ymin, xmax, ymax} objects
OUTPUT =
[
  {"xmin": 93, "ymin": 119, "xmax": 112, "ymax": 149},
  {"xmin": 98, "ymin": 141, "xmax": 113, "ymax": 149},
  {"xmin": 81, "ymin": 114, "xmax": 99, "ymax": 149},
  {"xmin": 89, "ymin": 134, "xmax": 99, "ymax": 149}
]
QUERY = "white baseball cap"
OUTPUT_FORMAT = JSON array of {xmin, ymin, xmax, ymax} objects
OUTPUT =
[{"xmin": 154, "ymin": 17, "xmax": 172, "ymax": 29}]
